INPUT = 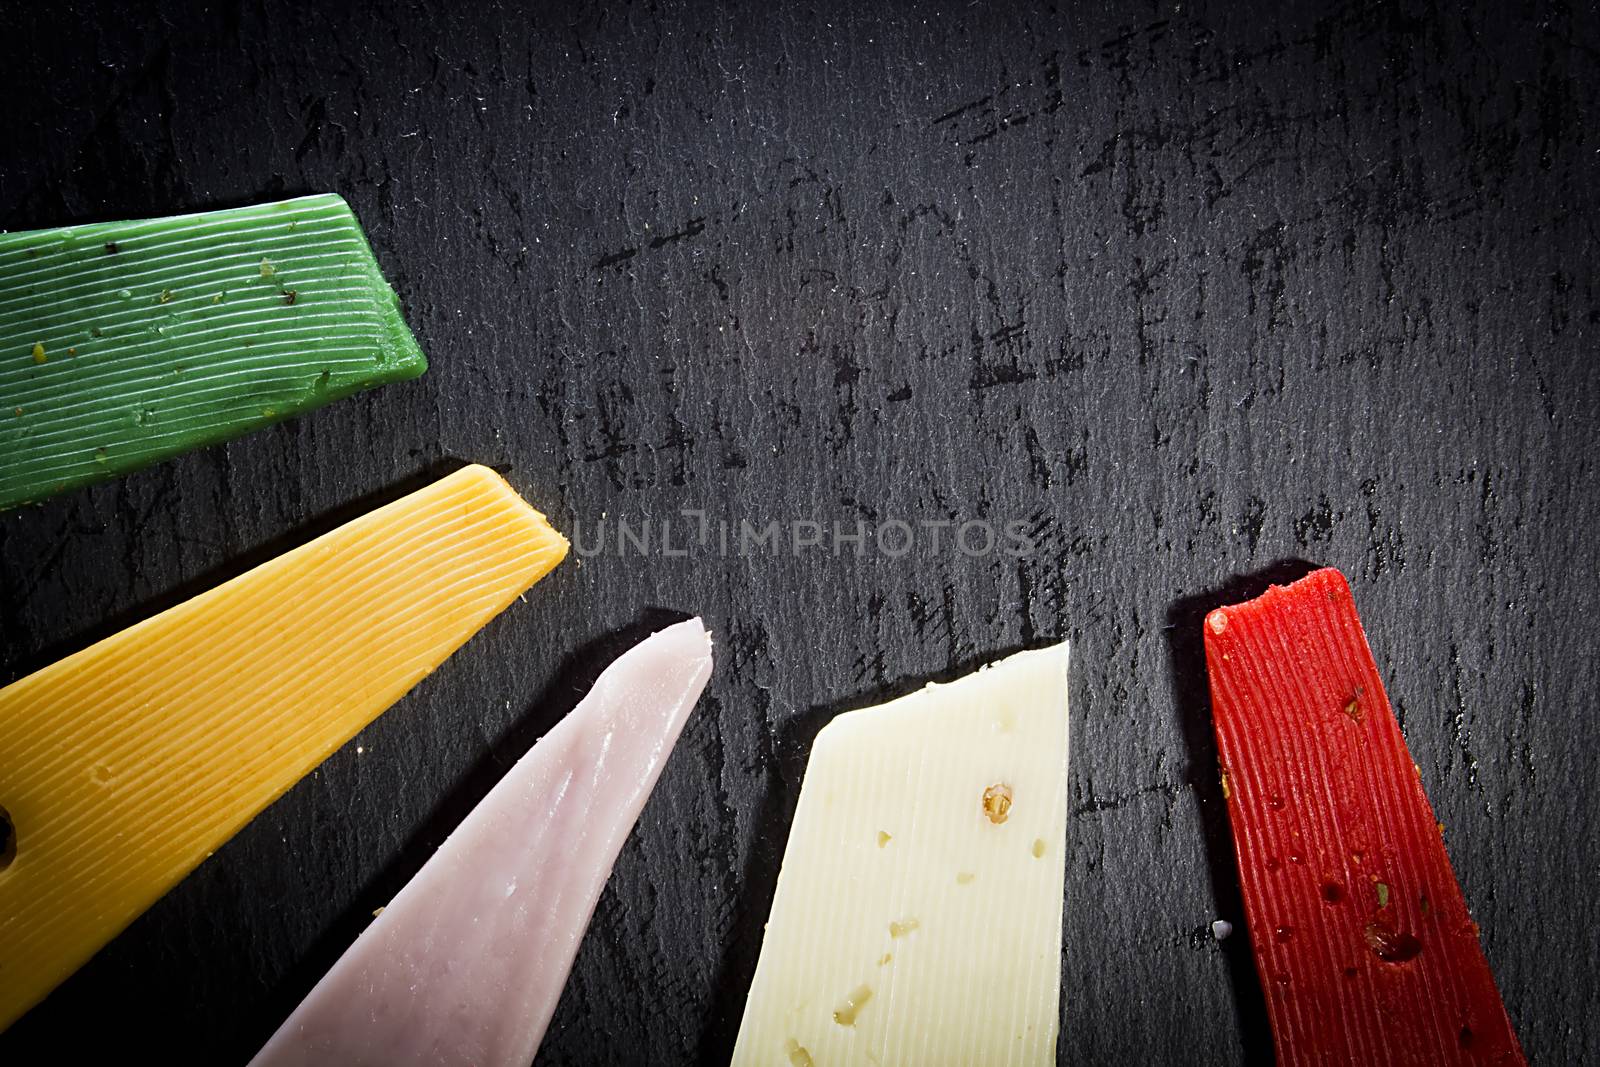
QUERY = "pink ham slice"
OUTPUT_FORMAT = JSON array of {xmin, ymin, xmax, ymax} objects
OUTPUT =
[{"xmin": 250, "ymin": 618, "xmax": 715, "ymax": 1066}]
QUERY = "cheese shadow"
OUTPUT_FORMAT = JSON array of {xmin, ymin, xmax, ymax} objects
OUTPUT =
[
  {"xmin": 695, "ymin": 642, "xmax": 1039, "ymax": 1061},
  {"xmin": 1166, "ymin": 558, "xmax": 1319, "ymax": 1067},
  {"xmin": 3, "ymin": 457, "xmax": 481, "ymax": 682},
  {"xmin": 0, "ymin": 183, "xmax": 318, "ymax": 236}
]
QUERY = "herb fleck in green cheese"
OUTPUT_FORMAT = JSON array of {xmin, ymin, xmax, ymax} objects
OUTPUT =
[{"xmin": 0, "ymin": 194, "xmax": 427, "ymax": 510}]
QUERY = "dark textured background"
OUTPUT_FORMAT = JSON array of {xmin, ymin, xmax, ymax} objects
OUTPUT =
[{"xmin": 2, "ymin": 1, "xmax": 1596, "ymax": 1063}]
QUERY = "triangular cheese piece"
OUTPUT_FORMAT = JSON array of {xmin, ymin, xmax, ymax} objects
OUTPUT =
[
  {"xmin": 734, "ymin": 642, "xmax": 1071, "ymax": 1066},
  {"xmin": 250, "ymin": 618, "xmax": 715, "ymax": 1066},
  {"xmin": 0, "ymin": 464, "xmax": 567, "ymax": 1030}
]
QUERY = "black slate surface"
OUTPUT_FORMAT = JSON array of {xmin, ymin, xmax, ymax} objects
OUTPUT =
[{"xmin": 2, "ymin": 1, "xmax": 1597, "ymax": 1063}]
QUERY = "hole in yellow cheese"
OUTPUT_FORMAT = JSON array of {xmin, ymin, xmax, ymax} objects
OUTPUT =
[{"xmin": 0, "ymin": 806, "xmax": 14, "ymax": 872}]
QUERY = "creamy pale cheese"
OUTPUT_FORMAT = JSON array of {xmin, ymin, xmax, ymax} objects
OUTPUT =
[{"xmin": 733, "ymin": 643, "xmax": 1071, "ymax": 1067}]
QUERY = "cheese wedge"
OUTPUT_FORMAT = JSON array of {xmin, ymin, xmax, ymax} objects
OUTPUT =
[
  {"xmin": 250, "ymin": 619, "xmax": 714, "ymax": 1066},
  {"xmin": 733, "ymin": 643, "xmax": 1071, "ymax": 1067},
  {"xmin": 0, "ymin": 464, "xmax": 567, "ymax": 1031}
]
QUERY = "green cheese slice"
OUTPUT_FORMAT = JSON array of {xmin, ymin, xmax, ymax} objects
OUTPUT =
[{"xmin": 0, "ymin": 194, "xmax": 427, "ymax": 510}]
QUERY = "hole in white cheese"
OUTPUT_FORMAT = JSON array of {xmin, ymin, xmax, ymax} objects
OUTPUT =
[
  {"xmin": 832, "ymin": 983, "xmax": 874, "ymax": 1026},
  {"xmin": 982, "ymin": 783, "xmax": 1013, "ymax": 824}
]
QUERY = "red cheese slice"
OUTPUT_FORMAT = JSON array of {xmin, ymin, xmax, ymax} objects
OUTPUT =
[{"xmin": 1204, "ymin": 567, "xmax": 1524, "ymax": 1066}]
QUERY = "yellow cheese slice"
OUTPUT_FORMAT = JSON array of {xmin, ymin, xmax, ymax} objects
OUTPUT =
[
  {"xmin": 0, "ymin": 464, "xmax": 567, "ymax": 1031},
  {"xmin": 733, "ymin": 642, "xmax": 1071, "ymax": 1066}
]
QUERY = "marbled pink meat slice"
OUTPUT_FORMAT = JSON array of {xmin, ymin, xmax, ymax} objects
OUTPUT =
[{"xmin": 251, "ymin": 618, "xmax": 715, "ymax": 1067}]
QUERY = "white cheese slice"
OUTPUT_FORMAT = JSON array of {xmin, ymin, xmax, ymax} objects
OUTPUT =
[{"xmin": 733, "ymin": 642, "xmax": 1071, "ymax": 1067}]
